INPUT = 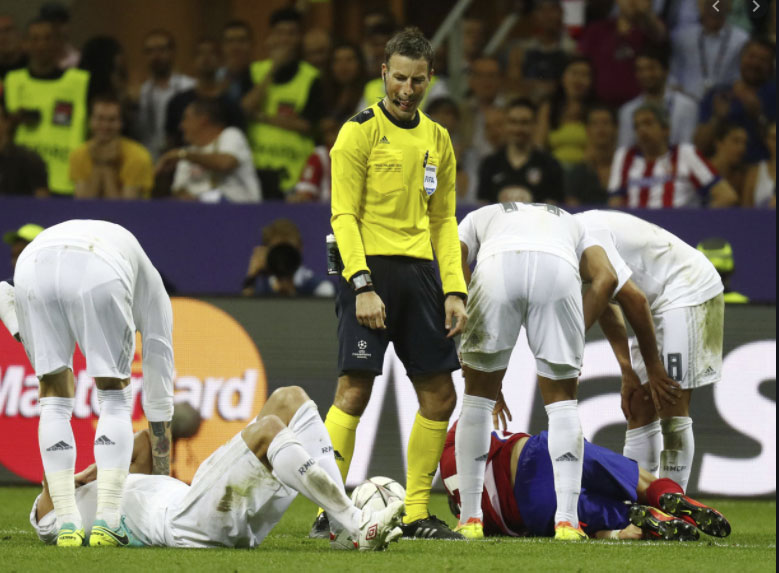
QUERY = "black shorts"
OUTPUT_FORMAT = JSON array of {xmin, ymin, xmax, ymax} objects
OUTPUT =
[{"xmin": 336, "ymin": 256, "xmax": 460, "ymax": 378}]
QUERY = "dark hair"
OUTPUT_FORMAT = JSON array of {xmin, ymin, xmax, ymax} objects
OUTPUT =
[
  {"xmin": 713, "ymin": 121, "xmax": 746, "ymax": 142},
  {"xmin": 324, "ymin": 41, "xmax": 367, "ymax": 123},
  {"xmin": 585, "ymin": 103, "xmax": 616, "ymax": 124},
  {"xmin": 223, "ymin": 19, "xmax": 253, "ymax": 39},
  {"xmin": 145, "ymin": 29, "xmax": 175, "ymax": 50},
  {"xmin": 636, "ymin": 42, "xmax": 671, "ymax": 70},
  {"xmin": 79, "ymin": 36, "xmax": 124, "ymax": 101},
  {"xmin": 633, "ymin": 102, "xmax": 669, "ymax": 128},
  {"xmin": 384, "ymin": 27, "xmax": 434, "ymax": 73},
  {"xmin": 39, "ymin": 1, "xmax": 70, "ymax": 23},
  {"xmin": 89, "ymin": 93, "xmax": 122, "ymax": 114},
  {"xmin": 188, "ymin": 98, "xmax": 226, "ymax": 125},
  {"xmin": 270, "ymin": 8, "xmax": 302, "ymax": 28},
  {"xmin": 507, "ymin": 97, "xmax": 537, "ymax": 117},
  {"xmin": 426, "ymin": 97, "xmax": 460, "ymax": 119},
  {"xmin": 547, "ymin": 55, "xmax": 593, "ymax": 129}
]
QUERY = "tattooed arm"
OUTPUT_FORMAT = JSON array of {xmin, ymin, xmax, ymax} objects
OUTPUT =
[{"xmin": 148, "ymin": 421, "xmax": 172, "ymax": 476}]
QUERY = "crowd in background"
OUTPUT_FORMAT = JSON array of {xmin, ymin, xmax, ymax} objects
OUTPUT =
[{"xmin": 0, "ymin": 0, "xmax": 775, "ymax": 209}]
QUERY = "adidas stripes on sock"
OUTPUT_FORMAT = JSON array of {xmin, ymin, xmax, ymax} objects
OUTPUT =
[
  {"xmin": 39, "ymin": 397, "xmax": 81, "ymax": 529},
  {"xmin": 545, "ymin": 400, "xmax": 584, "ymax": 527},
  {"xmin": 455, "ymin": 394, "xmax": 496, "ymax": 522}
]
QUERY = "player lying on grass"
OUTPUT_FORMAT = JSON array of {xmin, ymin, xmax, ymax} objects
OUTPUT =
[
  {"xmin": 440, "ymin": 420, "xmax": 731, "ymax": 541},
  {"xmin": 30, "ymin": 386, "xmax": 404, "ymax": 550}
]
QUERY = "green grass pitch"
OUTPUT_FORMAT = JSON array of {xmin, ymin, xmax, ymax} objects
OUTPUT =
[{"xmin": 0, "ymin": 487, "xmax": 774, "ymax": 572}]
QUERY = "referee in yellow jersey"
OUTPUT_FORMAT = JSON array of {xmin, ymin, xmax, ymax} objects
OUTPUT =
[{"xmin": 311, "ymin": 28, "xmax": 468, "ymax": 540}]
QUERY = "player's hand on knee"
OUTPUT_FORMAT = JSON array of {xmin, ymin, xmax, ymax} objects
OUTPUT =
[
  {"xmin": 444, "ymin": 295, "xmax": 468, "ymax": 338},
  {"xmin": 647, "ymin": 366, "xmax": 681, "ymax": 410},
  {"xmin": 356, "ymin": 291, "xmax": 386, "ymax": 330},
  {"xmin": 620, "ymin": 369, "xmax": 648, "ymax": 419}
]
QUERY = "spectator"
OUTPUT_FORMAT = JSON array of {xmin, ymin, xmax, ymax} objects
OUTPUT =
[
  {"xmin": 617, "ymin": 44, "xmax": 697, "ymax": 148},
  {"xmin": 138, "ymin": 29, "xmax": 195, "ymax": 160},
  {"xmin": 0, "ymin": 105, "xmax": 48, "ymax": 197},
  {"xmin": 579, "ymin": 0, "xmax": 665, "ymax": 107},
  {"xmin": 669, "ymin": 0, "xmax": 750, "ymax": 101},
  {"xmin": 608, "ymin": 103, "xmax": 738, "ymax": 208},
  {"xmin": 461, "ymin": 13, "xmax": 487, "ymax": 72},
  {"xmin": 3, "ymin": 18, "xmax": 89, "ymax": 196},
  {"xmin": 742, "ymin": 121, "xmax": 775, "ymax": 207},
  {"xmin": 477, "ymin": 98, "xmax": 564, "ymax": 205},
  {"xmin": 70, "ymin": 94, "xmax": 154, "ymax": 199},
  {"xmin": 426, "ymin": 97, "xmax": 470, "ymax": 198},
  {"xmin": 460, "ymin": 56, "xmax": 507, "ymax": 162},
  {"xmin": 708, "ymin": 122, "xmax": 748, "ymax": 198},
  {"xmin": 323, "ymin": 41, "xmax": 366, "ymax": 125},
  {"xmin": 0, "ymin": 14, "xmax": 26, "ymax": 79},
  {"xmin": 157, "ymin": 99, "xmax": 260, "ymax": 203},
  {"xmin": 535, "ymin": 56, "xmax": 594, "ymax": 167},
  {"xmin": 78, "ymin": 36, "xmax": 137, "ymax": 137},
  {"xmin": 2, "ymin": 223, "xmax": 44, "ymax": 270},
  {"xmin": 564, "ymin": 105, "xmax": 616, "ymax": 205},
  {"xmin": 165, "ymin": 39, "xmax": 245, "ymax": 149},
  {"xmin": 696, "ymin": 38, "xmax": 776, "ymax": 164},
  {"xmin": 361, "ymin": 10, "xmax": 396, "ymax": 77},
  {"xmin": 39, "ymin": 2, "xmax": 79, "ymax": 70},
  {"xmin": 506, "ymin": 0, "xmax": 577, "ymax": 102},
  {"xmin": 303, "ymin": 28, "xmax": 332, "ymax": 74},
  {"xmin": 219, "ymin": 20, "xmax": 255, "ymax": 107},
  {"xmin": 289, "ymin": 116, "xmax": 339, "ymax": 203},
  {"xmin": 242, "ymin": 218, "xmax": 335, "ymax": 297},
  {"xmin": 243, "ymin": 8, "xmax": 324, "ymax": 198}
]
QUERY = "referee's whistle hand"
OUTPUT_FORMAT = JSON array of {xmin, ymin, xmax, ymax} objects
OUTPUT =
[
  {"xmin": 356, "ymin": 291, "xmax": 387, "ymax": 330},
  {"xmin": 445, "ymin": 296, "xmax": 468, "ymax": 338}
]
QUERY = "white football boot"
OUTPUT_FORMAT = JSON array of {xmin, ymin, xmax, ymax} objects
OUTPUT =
[{"xmin": 330, "ymin": 500, "xmax": 405, "ymax": 551}]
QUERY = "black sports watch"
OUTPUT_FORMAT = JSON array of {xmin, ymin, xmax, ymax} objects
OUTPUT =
[{"xmin": 351, "ymin": 272, "xmax": 374, "ymax": 294}]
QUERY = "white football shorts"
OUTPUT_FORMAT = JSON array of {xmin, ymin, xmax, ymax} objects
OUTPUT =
[
  {"xmin": 14, "ymin": 246, "xmax": 135, "ymax": 379},
  {"xmin": 168, "ymin": 432, "xmax": 296, "ymax": 548},
  {"xmin": 631, "ymin": 293, "xmax": 724, "ymax": 389},
  {"xmin": 460, "ymin": 251, "xmax": 585, "ymax": 379}
]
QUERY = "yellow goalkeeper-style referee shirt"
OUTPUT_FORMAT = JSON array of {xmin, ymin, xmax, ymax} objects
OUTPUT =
[{"xmin": 330, "ymin": 101, "xmax": 467, "ymax": 296}]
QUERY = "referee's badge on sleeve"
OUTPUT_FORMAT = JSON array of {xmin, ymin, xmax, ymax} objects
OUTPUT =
[{"xmin": 424, "ymin": 164, "xmax": 437, "ymax": 196}]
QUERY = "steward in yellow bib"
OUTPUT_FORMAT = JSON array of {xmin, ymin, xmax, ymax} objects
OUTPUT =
[
  {"xmin": 4, "ymin": 19, "xmax": 88, "ymax": 196},
  {"xmin": 242, "ymin": 8, "xmax": 324, "ymax": 199},
  {"xmin": 697, "ymin": 238, "xmax": 750, "ymax": 304},
  {"xmin": 311, "ymin": 28, "xmax": 469, "ymax": 542}
]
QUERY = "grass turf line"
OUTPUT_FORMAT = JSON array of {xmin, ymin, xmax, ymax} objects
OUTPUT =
[{"xmin": 0, "ymin": 487, "xmax": 774, "ymax": 572}]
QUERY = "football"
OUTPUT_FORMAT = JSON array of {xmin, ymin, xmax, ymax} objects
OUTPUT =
[{"xmin": 351, "ymin": 476, "xmax": 406, "ymax": 514}]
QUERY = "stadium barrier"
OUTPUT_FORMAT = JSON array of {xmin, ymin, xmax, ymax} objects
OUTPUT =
[
  {"xmin": 0, "ymin": 197, "xmax": 775, "ymax": 302},
  {"xmin": 0, "ymin": 297, "xmax": 775, "ymax": 498}
]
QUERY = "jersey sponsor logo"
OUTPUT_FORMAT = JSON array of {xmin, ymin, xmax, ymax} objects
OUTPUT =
[
  {"xmin": 94, "ymin": 435, "xmax": 115, "ymax": 446},
  {"xmin": 46, "ymin": 440, "xmax": 73, "ymax": 452},
  {"xmin": 0, "ymin": 298, "xmax": 267, "ymax": 484}
]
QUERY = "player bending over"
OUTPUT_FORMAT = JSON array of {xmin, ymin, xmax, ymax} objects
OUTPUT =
[
  {"xmin": 576, "ymin": 210, "xmax": 725, "ymax": 490},
  {"xmin": 441, "ymin": 422, "xmax": 731, "ymax": 541},
  {"xmin": 30, "ymin": 386, "xmax": 404, "ymax": 550},
  {"xmin": 1, "ymin": 220, "xmax": 174, "ymax": 548},
  {"xmin": 454, "ymin": 202, "xmax": 619, "ymax": 541}
]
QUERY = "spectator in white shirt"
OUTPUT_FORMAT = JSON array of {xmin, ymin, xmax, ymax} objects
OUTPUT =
[
  {"xmin": 156, "ymin": 99, "xmax": 261, "ymax": 203},
  {"xmin": 138, "ymin": 30, "xmax": 195, "ymax": 160},
  {"xmin": 669, "ymin": 0, "xmax": 749, "ymax": 100},
  {"xmin": 618, "ymin": 44, "xmax": 698, "ymax": 149}
]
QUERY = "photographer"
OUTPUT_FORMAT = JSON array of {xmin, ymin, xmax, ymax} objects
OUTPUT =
[{"xmin": 241, "ymin": 218, "xmax": 334, "ymax": 297}]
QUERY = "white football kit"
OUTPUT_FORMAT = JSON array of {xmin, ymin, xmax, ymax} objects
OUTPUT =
[
  {"xmin": 12, "ymin": 220, "xmax": 174, "ymax": 421},
  {"xmin": 575, "ymin": 210, "xmax": 725, "ymax": 389},
  {"xmin": 459, "ymin": 203, "xmax": 598, "ymax": 377},
  {"xmin": 31, "ymin": 433, "xmax": 297, "ymax": 548}
]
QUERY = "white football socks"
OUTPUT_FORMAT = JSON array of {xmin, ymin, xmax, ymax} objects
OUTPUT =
[
  {"xmin": 39, "ymin": 397, "xmax": 80, "ymax": 529},
  {"xmin": 660, "ymin": 416, "xmax": 694, "ymax": 491},
  {"xmin": 455, "ymin": 394, "xmax": 496, "ymax": 522},
  {"xmin": 94, "ymin": 386, "xmax": 133, "ymax": 529},
  {"xmin": 623, "ymin": 419, "xmax": 662, "ymax": 475},
  {"xmin": 267, "ymin": 427, "xmax": 361, "ymax": 538},
  {"xmin": 288, "ymin": 400, "xmax": 345, "ymax": 495},
  {"xmin": 545, "ymin": 400, "xmax": 583, "ymax": 527}
]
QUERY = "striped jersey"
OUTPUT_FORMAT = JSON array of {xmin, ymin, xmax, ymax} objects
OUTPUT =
[{"xmin": 608, "ymin": 143, "xmax": 720, "ymax": 208}]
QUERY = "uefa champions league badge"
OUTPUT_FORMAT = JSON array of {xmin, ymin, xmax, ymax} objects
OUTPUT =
[{"xmin": 424, "ymin": 164, "xmax": 437, "ymax": 196}]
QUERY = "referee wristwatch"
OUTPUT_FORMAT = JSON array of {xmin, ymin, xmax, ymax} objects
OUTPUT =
[{"xmin": 350, "ymin": 272, "xmax": 374, "ymax": 294}]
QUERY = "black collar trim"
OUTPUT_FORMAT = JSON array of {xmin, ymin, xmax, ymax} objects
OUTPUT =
[{"xmin": 378, "ymin": 100, "xmax": 420, "ymax": 129}]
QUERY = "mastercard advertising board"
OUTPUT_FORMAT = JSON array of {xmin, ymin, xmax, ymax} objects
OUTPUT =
[{"xmin": 0, "ymin": 298, "xmax": 267, "ymax": 484}]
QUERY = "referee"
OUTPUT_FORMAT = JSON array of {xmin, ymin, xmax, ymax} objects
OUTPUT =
[{"xmin": 312, "ymin": 28, "xmax": 468, "ymax": 540}]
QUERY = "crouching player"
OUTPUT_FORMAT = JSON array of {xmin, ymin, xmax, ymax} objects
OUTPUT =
[
  {"xmin": 31, "ymin": 387, "xmax": 404, "ymax": 550},
  {"xmin": 440, "ymin": 422, "xmax": 730, "ymax": 541}
]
